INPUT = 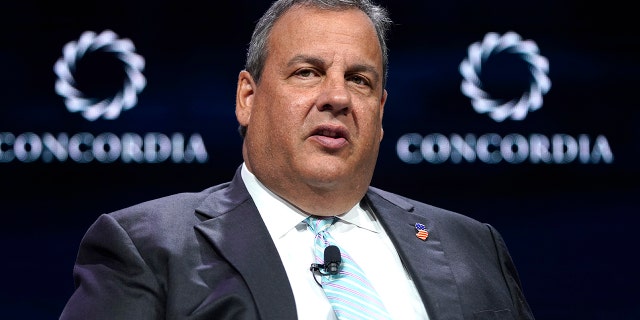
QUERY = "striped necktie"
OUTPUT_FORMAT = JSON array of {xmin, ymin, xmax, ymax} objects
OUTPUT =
[{"xmin": 305, "ymin": 216, "xmax": 392, "ymax": 320}]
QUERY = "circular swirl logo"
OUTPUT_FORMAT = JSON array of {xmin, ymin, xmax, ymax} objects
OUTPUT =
[
  {"xmin": 54, "ymin": 30, "xmax": 146, "ymax": 121},
  {"xmin": 459, "ymin": 31, "xmax": 551, "ymax": 122}
]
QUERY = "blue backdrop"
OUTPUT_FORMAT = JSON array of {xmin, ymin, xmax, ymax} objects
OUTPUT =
[{"xmin": 1, "ymin": 0, "xmax": 638, "ymax": 319}]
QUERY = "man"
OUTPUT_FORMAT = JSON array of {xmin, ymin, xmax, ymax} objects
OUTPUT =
[{"xmin": 61, "ymin": 0, "xmax": 534, "ymax": 319}]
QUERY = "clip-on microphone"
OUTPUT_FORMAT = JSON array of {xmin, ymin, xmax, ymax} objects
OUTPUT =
[{"xmin": 310, "ymin": 245, "xmax": 342, "ymax": 286}]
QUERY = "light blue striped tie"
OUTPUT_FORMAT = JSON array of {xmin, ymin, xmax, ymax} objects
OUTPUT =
[{"xmin": 305, "ymin": 216, "xmax": 392, "ymax": 320}]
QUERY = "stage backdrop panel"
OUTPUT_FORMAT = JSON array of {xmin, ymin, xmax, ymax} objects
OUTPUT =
[{"xmin": 0, "ymin": 1, "xmax": 638, "ymax": 319}]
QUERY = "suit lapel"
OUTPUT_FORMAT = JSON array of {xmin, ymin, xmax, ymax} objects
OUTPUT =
[
  {"xmin": 190, "ymin": 169, "xmax": 463, "ymax": 319},
  {"xmin": 194, "ymin": 168, "xmax": 297, "ymax": 319},
  {"xmin": 366, "ymin": 188, "xmax": 463, "ymax": 320}
]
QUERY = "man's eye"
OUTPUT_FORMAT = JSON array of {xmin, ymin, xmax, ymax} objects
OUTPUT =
[
  {"xmin": 296, "ymin": 69, "xmax": 315, "ymax": 78},
  {"xmin": 349, "ymin": 75, "xmax": 370, "ymax": 86}
]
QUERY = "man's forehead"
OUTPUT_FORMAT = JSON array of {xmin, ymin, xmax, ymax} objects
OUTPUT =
[
  {"xmin": 269, "ymin": 5, "xmax": 375, "ymax": 39},
  {"xmin": 267, "ymin": 6, "xmax": 382, "ymax": 66}
]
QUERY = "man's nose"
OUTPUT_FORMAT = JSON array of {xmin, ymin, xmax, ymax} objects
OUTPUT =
[{"xmin": 315, "ymin": 76, "xmax": 351, "ymax": 116}]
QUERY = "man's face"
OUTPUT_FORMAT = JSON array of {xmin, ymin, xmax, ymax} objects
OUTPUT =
[{"xmin": 236, "ymin": 5, "xmax": 387, "ymax": 214}]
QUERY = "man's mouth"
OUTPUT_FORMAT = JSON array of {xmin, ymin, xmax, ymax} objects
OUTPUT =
[
  {"xmin": 310, "ymin": 125, "xmax": 349, "ymax": 149},
  {"xmin": 316, "ymin": 129, "xmax": 343, "ymax": 138}
]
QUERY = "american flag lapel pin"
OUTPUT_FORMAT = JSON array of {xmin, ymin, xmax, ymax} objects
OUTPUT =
[{"xmin": 415, "ymin": 223, "xmax": 429, "ymax": 241}]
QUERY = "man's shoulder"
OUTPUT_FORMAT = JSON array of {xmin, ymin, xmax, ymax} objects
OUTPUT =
[
  {"xmin": 84, "ymin": 180, "xmax": 244, "ymax": 251},
  {"xmin": 367, "ymin": 186, "xmax": 485, "ymax": 227},
  {"xmin": 107, "ymin": 181, "xmax": 233, "ymax": 225},
  {"xmin": 367, "ymin": 186, "xmax": 451, "ymax": 215}
]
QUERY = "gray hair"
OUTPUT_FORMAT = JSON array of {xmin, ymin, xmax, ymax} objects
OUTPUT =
[
  {"xmin": 246, "ymin": 0, "xmax": 392, "ymax": 84},
  {"xmin": 239, "ymin": 0, "xmax": 393, "ymax": 137}
]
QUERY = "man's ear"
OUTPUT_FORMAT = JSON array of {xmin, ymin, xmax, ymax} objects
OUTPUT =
[
  {"xmin": 236, "ymin": 70, "xmax": 256, "ymax": 127},
  {"xmin": 379, "ymin": 89, "xmax": 387, "ymax": 142}
]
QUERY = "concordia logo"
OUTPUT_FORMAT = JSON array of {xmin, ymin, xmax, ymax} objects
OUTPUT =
[
  {"xmin": 396, "ymin": 31, "xmax": 613, "ymax": 165},
  {"xmin": 459, "ymin": 31, "xmax": 551, "ymax": 122},
  {"xmin": 53, "ymin": 30, "xmax": 147, "ymax": 121},
  {"xmin": 0, "ymin": 30, "xmax": 208, "ymax": 164}
]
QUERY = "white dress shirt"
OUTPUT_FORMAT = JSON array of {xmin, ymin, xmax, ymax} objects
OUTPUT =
[{"xmin": 241, "ymin": 164, "xmax": 430, "ymax": 319}]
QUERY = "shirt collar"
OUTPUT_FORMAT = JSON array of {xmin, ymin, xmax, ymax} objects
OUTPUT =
[
  {"xmin": 241, "ymin": 163, "xmax": 306, "ymax": 239},
  {"xmin": 337, "ymin": 201, "xmax": 379, "ymax": 233},
  {"xmin": 241, "ymin": 163, "xmax": 380, "ymax": 238}
]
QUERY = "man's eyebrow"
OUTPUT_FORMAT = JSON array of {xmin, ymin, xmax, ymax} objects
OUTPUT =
[
  {"xmin": 286, "ymin": 54, "xmax": 325, "ymax": 68},
  {"xmin": 287, "ymin": 54, "xmax": 381, "ymax": 84}
]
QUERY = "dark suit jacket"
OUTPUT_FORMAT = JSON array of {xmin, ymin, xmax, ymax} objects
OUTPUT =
[{"xmin": 60, "ymin": 166, "xmax": 534, "ymax": 320}]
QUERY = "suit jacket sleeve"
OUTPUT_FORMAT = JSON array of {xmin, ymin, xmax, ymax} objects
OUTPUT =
[
  {"xmin": 487, "ymin": 223, "xmax": 534, "ymax": 319},
  {"xmin": 59, "ymin": 172, "xmax": 293, "ymax": 320},
  {"xmin": 60, "ymin": 214, "xmax": 164, "ymax": 320}
]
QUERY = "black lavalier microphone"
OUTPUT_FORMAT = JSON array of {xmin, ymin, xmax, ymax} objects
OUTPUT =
[
  {"xmin": 323, "ymin": 245, "xmax": 341, "ymax": 275},
  {"xmin": 310, "ymin": 245, "xmax": 342, "ymax": 286}
]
